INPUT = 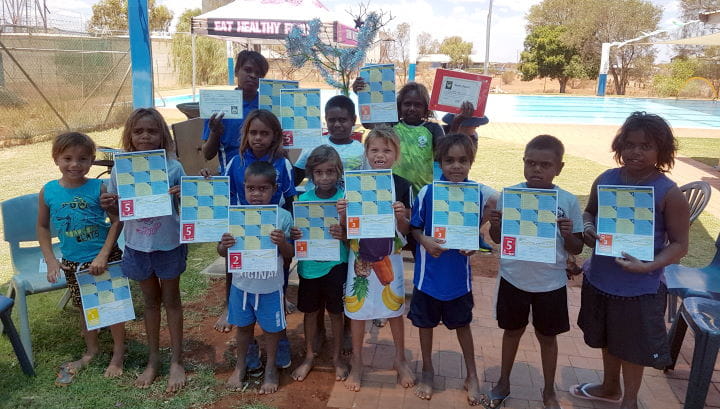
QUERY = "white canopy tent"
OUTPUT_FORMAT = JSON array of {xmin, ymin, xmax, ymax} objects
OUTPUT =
[{"xmin": 188, "ymin": 0, "xmax": 357, "ymax": 95}]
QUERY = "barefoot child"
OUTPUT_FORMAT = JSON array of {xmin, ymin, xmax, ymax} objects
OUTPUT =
[
  {"xmin": 214, "ymin": 109, "xmax": 296, "ymax": 371},
  {"xmin": 290, "ymin": 146, "xmax": 349, "ymax": 382},
  {"xmin": 339, "ymin": 126, "xmax": 416, "ymax": 392},
  {"xmin": 572, "ymin": 112, "xmax": 689, "ymax": 409},
  {"xmin": 38, "ymin": 132, "xmax": 124, "ymax": 385},
  {"xmin": 218, "ymin": 161, "xmax": 294, "ymax": 394},
  {"xmin": 101, "ymin": 108, "xmax": 188, "ymax": 392},
  {"xmin": 408, "ymin": 133, "xmax": 483, "ymax": 405},
  {"xmin": 486, "ymin": 135, "xmax": 584, "ymax": 409}
]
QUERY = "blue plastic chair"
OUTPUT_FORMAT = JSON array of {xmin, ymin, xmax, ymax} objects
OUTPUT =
[
  {"xmin": 0, "ymin": 295, "xmax": 35, "ymax": 376},
  {"xmin": 2, "ymin": 193, "xmax": 63, "ymax": 366},
  {"xmin": 666, "ymin": 297, "xmax": 720, "ymax": 409},
  {"xmin": 665, "ymin": 232, "xmax": 720, "ymax": 322}
]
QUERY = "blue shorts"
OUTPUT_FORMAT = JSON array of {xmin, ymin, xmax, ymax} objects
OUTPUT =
[
  {"xmin": 121, "ymin": 245, "xmax": 187, "ymax": 281},
  {"xmin": 228, "ymin": 286, "xmax": 286, "ymax": 333},
  {"xmin": 408, "ymin": 287, "xmax": 473, "ymax": 330}
]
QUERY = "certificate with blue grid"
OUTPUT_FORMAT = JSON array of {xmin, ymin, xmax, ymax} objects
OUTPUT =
[
  {"xmin": 358, "ymin": 64, "xmax": 398, "ymax": 123},
  {"xmin": 227, "ymin": 205, "xmax": 278, "ymax": 273},
  {"xmin": 180, "ymin": 176, "xmax": 230, "ymax": 243},
  {"xmin": 501, "ymin": 187, "xmax": 558, "ymax": 263},
  {"xmin": 293, "ymin": 200, "xmax": 341, "ymax": 261},
  {"xmin": 113, "ymin": 149, "xmax": 172, "ymax": 221},
  {"xmin": 596, "ymin": 185, "xmax": 655, "ymax": 261},
  {"xmin": 280, "ymin": 88, "xmax": 322, "ymax": 148},
  {"xmin": 431, "ymin": 181, "xmax": 480, "ymax": 250},
  {"xmin": 78, "ymin": 262, "xmax": 135, "ymax": 331},
  {"xmin": 344, "ymin": 169, "xmax": 395, "ymax": 239},
  {"xmin": 259, "ymin": 79, "xmax": 299, "ymax": 117}
]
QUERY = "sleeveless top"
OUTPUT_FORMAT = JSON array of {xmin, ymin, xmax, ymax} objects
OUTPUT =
[
  {"xmin": 584, "ymin": 168, "xmax": 676, "ymax": 296},
  {"xmin": 44, "ymin": 179, "xmax": 109, "ymax": 263}
]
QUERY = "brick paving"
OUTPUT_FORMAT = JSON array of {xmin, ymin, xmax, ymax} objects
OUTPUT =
[{"xmin": 326, "ymin": 123, "xmax": 720, "ymax": 409}]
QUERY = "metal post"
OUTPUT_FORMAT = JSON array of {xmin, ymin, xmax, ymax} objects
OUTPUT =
[
  {"xmin": 597, "ymin": 43, "xmax": 611, "ymax": 96},
  {"xmin": 226, "ymin": 40, "xmax": 234, "ymax": 85},
  {"xmin": 192, "ymin": 33, "xmax": 197, "ymax": 102},
  {"xmin": 128, "ymin": 0, "xmax": 154, "ymax": 108},
  {"xmin": 484, "ymin": 0, "xmax": 493, "ymax": 75}
]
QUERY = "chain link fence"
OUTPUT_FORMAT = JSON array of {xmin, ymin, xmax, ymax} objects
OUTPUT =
[{"xmin": 0, "ymin": 33, "xmax": 133, "ymax": 143}]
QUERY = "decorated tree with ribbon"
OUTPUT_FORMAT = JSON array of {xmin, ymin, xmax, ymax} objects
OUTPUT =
[{"xmin": 285, "ymin": 12, "xmax": 381, "ymax": 96}]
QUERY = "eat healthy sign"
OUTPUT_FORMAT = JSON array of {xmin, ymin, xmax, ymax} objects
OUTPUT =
[{"xmin": 208, "ymin": 18, "xmax": 309, "ymax": 39}]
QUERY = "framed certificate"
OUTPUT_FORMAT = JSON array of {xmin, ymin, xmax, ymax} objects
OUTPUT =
[
  {"xmin": 199, "ymin": 89, "xmax": 244, "ymax": 119},
  {"xmin": 429, "ymin": 69, "xmax": 491, "ymax": 116}
]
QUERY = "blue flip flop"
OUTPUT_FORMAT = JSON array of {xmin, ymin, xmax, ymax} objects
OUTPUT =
[{"xmin": 481, "ymin": 391, "xmax": 509, "ymax": 408}]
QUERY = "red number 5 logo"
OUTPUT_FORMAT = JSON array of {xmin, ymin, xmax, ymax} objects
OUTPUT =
[
  {"xmin": 502, "ymin": 236, "xmax": 516, "ymax": 256},
  {"xmin": 120, "ymin": 199, "xmax": 134, "ymax": 217}
]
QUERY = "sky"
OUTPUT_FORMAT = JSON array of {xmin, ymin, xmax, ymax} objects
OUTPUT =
[{"xmin": 43, "ymin": 0, "xmax": 684, "ymax": 63}]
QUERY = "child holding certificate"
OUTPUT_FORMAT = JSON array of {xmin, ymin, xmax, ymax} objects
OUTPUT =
[
  {"xmin": 409, "ymin": 133, "xmax": 483, "ymax": 405},
  {"xmin": 218, "ymin": 161, "xmax": 294, "ymax": 394},
  {"xmin": 38, "ymin": 132, "xmax": 124, "ymax": 385},
  {"xmin": 202, "ymin": 50, "xmax": 269, "ymax": 173},
  {"xmin": 338, "ymin": 126, "xmax": 415, "ymax": 392},
  {"xmin": 289, "ymin": 146, "xmax": 349, "ymax": 383},
  {"xmin": 571, "ymin": 112, "xmax": 689, "ymax": 408},
  {"xmin": 486, "ymin": 135, "xmax": 584, "ymax": 409},
  {"xmin": 101, "ymin": 108, "xmax": 188, "ymax": 392}
]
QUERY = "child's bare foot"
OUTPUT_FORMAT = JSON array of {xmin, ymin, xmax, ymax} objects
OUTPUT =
[
  {"xmin": 415, "ymin": 370, "xmax": 434, "ymax": 400},
  {"xmin": 335, "ymin": 359, "xmax": 349, "ymax": 381},
  {"xmin": 103, "ymin": 357, "xmax": 124, "ymax": 378},
  {"xmin": 464, "ymin": 376, "xmax": 482, "ymax": 406},
  {"xmin": 214, "ymin": 307, "xmax": 233, "ymax": 333},
  {"xmin": 344, "ymin": 362, "xmax": 363, "ymax": 391},
  {"xmin": 291, "ymin": 357, "xmax": 314, "ymax": 381},
  {"xmin": 166, "ymin": 361, "xmax": 186, "ymax": 392},
  {"xmin": 226, "ymin": 365, "xmax": 247, "ymax": 390},
  {"xmin": 394, "ymin": 358, "xmax": 415, "ymax": 388},
  {"xmin": 259, "ymin": 366, "xmax": 279, "ymax": 394},
  {"xmin": 542, "ymin": 388, "xmax": 562, "ymax": 409},
  {"xmin": 135, "ymin": 360, "xmax": 160, "ymax": 388}
]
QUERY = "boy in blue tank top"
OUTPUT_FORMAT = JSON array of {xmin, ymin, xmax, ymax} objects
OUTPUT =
[{"xmin": 38, "ymin": 132, "xmax": 124, "ymax": 385}]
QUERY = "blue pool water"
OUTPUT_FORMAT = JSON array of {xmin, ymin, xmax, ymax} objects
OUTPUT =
[{"xmin": 156, "ymin": 93, "xmax": 720, "ymax": 129}]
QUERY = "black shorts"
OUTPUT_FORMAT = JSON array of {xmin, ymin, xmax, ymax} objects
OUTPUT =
[
  {"xmin": 297, "ymin": 263, "xmax": 347, "ymax": 314},
  {"xmin": 408, "ymin": 287, "xmax": 473, "ymax": 330},
  {"xmin": 577, "ymin": 279, "xmax": 671, "ymax": 369},
  {"xmin": 496, "ymin": 278, "xmax": 569, "ymax": 336}
]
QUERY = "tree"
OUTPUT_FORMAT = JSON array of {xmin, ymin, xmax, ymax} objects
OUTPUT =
[
  {"xmin": 285, "ymin": 5, "xmax": 392, "ymax": 95},
  {"xmin": 527, "ymin": 0, "xmax": 660, "ymax": 95},
  {"xmin": 652, "ymin": 58, "xmax": 699, "ymax": 96},
  {"xmin": 88, "ymin": 0, "xmax": 173, "ymax": 34},
  {"xmin": 417, "ymin": 32, "xmax": 439, "ymax": 56},
  {"xmin": 387, "ymin": 23, "xmax": 411, "ymax": 84},
  {"xmin": 675, "ymin": 0, "xmax": 720, "ymax": 56},
  {"xmin": 518, "ymin": 25, "xmax": 585, "ymax": 93},
  {"xmin": 171, "ymin": 9, "xmax": 226, "ymax": 85},
  {"xmin": 439, "ymin": 36, "xmax": 472, "ymax": 68}
]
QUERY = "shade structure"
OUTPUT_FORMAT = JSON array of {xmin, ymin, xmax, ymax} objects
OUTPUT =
[{"xmin": 652, "ymin": 32, "xmax": 720, "ymax": 46}]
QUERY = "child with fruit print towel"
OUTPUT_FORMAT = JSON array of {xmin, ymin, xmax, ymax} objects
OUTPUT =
[
  {"xmin": 409, "ymin": 133, "xmax": 484, "ymax": 405},
  {"xmin": 336, "ymin": 126, "xmax": 416, "ymax": 392}
]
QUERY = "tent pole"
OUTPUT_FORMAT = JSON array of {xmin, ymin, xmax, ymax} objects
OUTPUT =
[{"xmin": 192, "ymin": 33, "xmax": 197, "ymax": 102}]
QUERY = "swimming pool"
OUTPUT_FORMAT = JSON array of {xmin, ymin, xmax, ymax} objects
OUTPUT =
[{"xmin": 156, "ymin": 93, "xmax": 720, "ymax": 129}]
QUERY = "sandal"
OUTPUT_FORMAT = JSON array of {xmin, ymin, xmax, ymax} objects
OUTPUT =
[
  {"xmin": 55, "ymin": 363, "xmax": 78, "ymax": 387},
  {"xmin": 480, "ymin": 391, "xmax": 509, "ymax": 408}
]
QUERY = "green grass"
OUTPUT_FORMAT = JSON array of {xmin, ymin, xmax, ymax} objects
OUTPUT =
[
  {"xmin": 0, "ymin": 243, "xmax": 227, "ymax": 409},
  {"xmin": 677, "ymin": 137, "xmax": 719, "ymax": 167}
]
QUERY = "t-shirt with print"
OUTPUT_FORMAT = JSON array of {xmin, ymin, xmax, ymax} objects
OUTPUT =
[
  {"xmin": 296, "ymin": 189, "xmax": 348, "ymax": 279},
  {"xmin": 44, "ymin": 178, "xmax": 110, "ymax": 263},
  {"xmin": 201, "ymin": 94, "xmax": 259, "ymax": 174},
  {"xmin": 231, "ymin": 207, "xmax": 293, "ymax": 294},
  {"xmin": 497, "ymin": 182, "xmax": 583, "ymax": 293},
  {"xmin": 392, "ymin": 121, "xmax": 444, "ymax": 194},
  {"xmin": 295, "ymin": 136, "xmax": 365, "ymax": 172},
  {"xmin": 107, "ymin": 159, "xmax": 186, "ymax": 252}
]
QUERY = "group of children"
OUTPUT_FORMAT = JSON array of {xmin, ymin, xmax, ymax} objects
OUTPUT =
[{"xmin": 37, "ymin": 50, "xmax": 689, "ymax": 409}]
